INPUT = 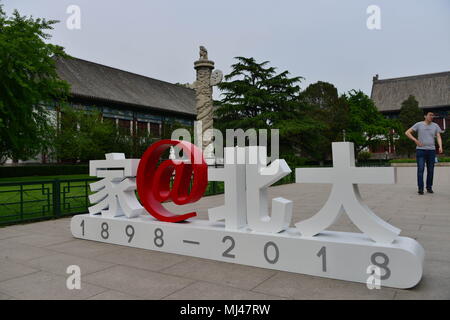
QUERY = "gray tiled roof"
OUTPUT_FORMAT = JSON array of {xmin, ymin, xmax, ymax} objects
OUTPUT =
[
  {"xmin": 371, "ymin": 71, "xmax": 450, "ymax": 112},
  {"xmin": 55, "ymin": 56, "xmax": 196, "ymax": 116}
]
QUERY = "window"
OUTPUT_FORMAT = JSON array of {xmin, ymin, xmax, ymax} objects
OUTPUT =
[
  {"xmin": 103, "ymin": 117, "xmax": 116, "ymax": 126},
  {"xmin": 118, "ymin": 119, "xmax": 131, "ymax": 134},
  {"xmin": 433, "ymin": 117, "xmax": 444, "ymax": 131},
  {"xmin": 137, "ymin": 121, "xmax": 148, "ymax": 136},
  {"xmin": 150, "ymin": 122, "xmax": 160, "ymax": 137}
]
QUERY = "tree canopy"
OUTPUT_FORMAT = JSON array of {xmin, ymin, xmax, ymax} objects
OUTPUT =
[
  {"xmin": 396, "ymin": 95, "xmax": 423, "ymax": 157},
  {"xmin": 0, "ymin": 6, "xmax": 69, "ymax": 163},
  {"xmin": 215, "ymin": 57, "xmax": 396, "ymax": 163},
  {"xmin": 215, "ymin": 56, "xmax": 323, "ymax": 163},
  {"xmin": 345, "ymin": 90, "xmax": 395, "ymax": 154}
]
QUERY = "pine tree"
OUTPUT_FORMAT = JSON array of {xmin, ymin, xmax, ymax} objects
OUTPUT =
[
  {"xmin": 215, "ymin": 57, "xmax": 321, "ymax": 160},
  {"xmin": 396, "ymin": 95, "xmax": 423, "ymax": 158}
]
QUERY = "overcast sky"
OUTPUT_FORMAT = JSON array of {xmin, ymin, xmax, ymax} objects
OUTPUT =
[{"xmin": 3, "ymin": 0, "xmax": 450, "ymax": 98}]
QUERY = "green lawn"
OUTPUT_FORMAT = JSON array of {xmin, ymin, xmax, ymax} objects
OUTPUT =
[{"xmin": 0, "ymin": 174, "xmax": 97, "ymax": 226}]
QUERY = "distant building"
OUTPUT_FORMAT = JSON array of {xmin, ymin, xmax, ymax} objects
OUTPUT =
[
  {"xmin": 55, "ymin": 56, "xmax": 196, "ymax": 134},
  {"xmin": 8, "ymin": 56, "xmax": 196, "ymax": 164},
  {"xmin": 370, "ymin": 71, "xmax": 450, "ymax": 155},
  {"xmin": 371, "ymin": 72, "xmax": 450, "ymax": 128}
]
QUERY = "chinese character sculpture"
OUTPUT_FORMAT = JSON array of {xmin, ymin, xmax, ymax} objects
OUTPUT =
[
  {"xmin": 88, "ymin": 153, "xmax": 143, "ymax": 218},
  {"xmin": 295, "ymin": 142, "xmax": 400, "ymax": 243}
]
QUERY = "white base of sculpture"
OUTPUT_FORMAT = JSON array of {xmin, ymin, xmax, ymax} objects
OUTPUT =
[{"xmin": 71, "ymin": 214, "xmax": 424, "ymax": 289}]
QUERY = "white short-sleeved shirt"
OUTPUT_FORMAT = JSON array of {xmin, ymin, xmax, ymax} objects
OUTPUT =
[{"xmin": 410, "ymin": 121, "xmax": 443, "ymax": 150}]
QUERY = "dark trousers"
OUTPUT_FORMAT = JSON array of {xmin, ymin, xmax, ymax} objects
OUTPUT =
[{"xmin": 416, "ymin": 149, "xmax": 436, "ymax": 191}]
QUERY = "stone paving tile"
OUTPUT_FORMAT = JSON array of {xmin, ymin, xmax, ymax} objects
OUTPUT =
[
  {"xmin": 394, "ymin": 210, "xmax": 429, "ymax": 218},
  {"xmin": 45, "ymin": 239, "xmax": 123, "ymax": 259},
  {"xmin": 163, "ymin": 281, "xmax": 287, "ymax": 300},
  {"xmin": 162, "ymin": 257, "xmax": 277, "ymax": 290},
  {"xmin": 0, "ymin": 241, "xmax": 56, "ymax": 263},
  {"xmin": 394, "ymin": 275, "xmax": 450, "ymax": 300},
  {"xmin": 0, "ymin": 292, "xmax": 13, "ymax": 300},
  {"xmin": 26, "ymin": 253, "xmax": 115, "ymax": 276},
  {"xmin": 423, "ymin": 259, "xmax": 450, "ymax": 280},
  {"xmin": 0, "ymin": 228, "xmax": 28, "ymax": 240},
  {"xmin": 94, "ymin": 247, "xmax": 188, "ymax": 272},
  {"xmin": 0, "ymin": 260, "xmax": 39, "ymax": 282},
  {"xmin": 2, "ymin": 234, "xmax": 73, "ymax": 248},
  {"xmin": 0, "ymin": 271, "xmax": 106, "ymax": 300},
  {"xmin": 83, "ymin": 265, "xmax": 194, "ymax": 299},
  {"xmin": 390, "ymin": 223, "xmax": 421, "ymax": 232},
  {"xmin": 88, "ymin": 290, "xmax": 144, "ymax": 300},
  {"xmin": 387, "ymin": 216, "xmax": 427, "ymax": 225},
  {"xmin": 421, "ymin": 219, "xmax": 450, "ymax": 228},
  {"xmin": 420, "ymin": 224, "xmax": 450, "ymax": 234},
  {"xmin": 252, "ymin": 271, "xmax": 397, "ymax": 300},
  {"xmin": 413, "ymin": 229, "xmax": 450, "ymax": 241},
  {"xmin": 6, "ymin": 220, "xmax": 73, "ymax": 238},
  {"xmin": 421, "ymin": 250, "xmax": 450, "ymax": 263},
  {"xmin": 423, "ymin": 214, "xmax": 450, "ymax": 221}
]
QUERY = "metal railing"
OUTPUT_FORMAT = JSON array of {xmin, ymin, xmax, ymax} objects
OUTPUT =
[
  {"xmin": 0, "ymin": 178, "xmax": 98, "ymax": 226},
  {"xmin": 0, "ymin": 177, "xmax": 232, "ymax": 226}
]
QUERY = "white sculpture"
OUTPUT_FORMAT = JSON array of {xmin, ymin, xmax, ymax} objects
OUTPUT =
[
  {"xmin": 88, "ymin": 153, "xmax": 143, "ymax": 218},
  {"xmin": 72, "ymin": 142, "xmax": 424, "ymax": 289},
  {"xmin": 245, "ymin": 146, "xmax": 292, "ymax": 233},
  {"xmin": 208, "ymin": 146, "xmax": 292, "ymax": 233},
  {"xmin": 295, "ymin": 142, "xmax": 400, "ymax": 243},
  {"xmin": 210, "ymin": 69, "xmax": 223, "ymax": 86},
  {"xmin": 208, "ymin": 147, "xmax": 247, "ymax": 230}
]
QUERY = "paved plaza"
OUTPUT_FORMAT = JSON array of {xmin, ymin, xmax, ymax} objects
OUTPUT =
[{"xmin": 0, "ymin": 183, "xmax": 449, "ymax": 300}]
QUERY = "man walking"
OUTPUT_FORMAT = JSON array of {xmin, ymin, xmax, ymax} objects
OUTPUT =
[{"xmin": 405, "ymin": 111, "xmax": 444, "ymax": 195}]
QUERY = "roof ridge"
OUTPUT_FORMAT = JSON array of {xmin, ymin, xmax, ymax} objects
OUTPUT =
[
  {"xmin": 374, "ymin": 71, "xmax": 450, "ymax": 83},
  {"xmin": 61, "ymin": 56, "xmax": 195, "ymax": 92}
]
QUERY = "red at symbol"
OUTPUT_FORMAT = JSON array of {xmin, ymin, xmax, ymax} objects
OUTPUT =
[{"xmin": 136, "ymin": 140, "xmax": 208, "ymax": 222}]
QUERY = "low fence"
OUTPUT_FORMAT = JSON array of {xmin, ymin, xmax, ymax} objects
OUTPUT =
[
  {"xmin": 0, "ymin": 177, "xmax": 230, "ymax": 226},
  {"xmin": 0, "ymin": 178, "xmax": 97, "ymax": 226}
]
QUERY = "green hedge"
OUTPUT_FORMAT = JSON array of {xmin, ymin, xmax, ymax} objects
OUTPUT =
[
  {"xmin": 0, "ymin": 164, "xmax": 89, "ymax": 178},
  {"xmin": 390, "ymin": 157, "xmax": 450, "ymax": 164}
]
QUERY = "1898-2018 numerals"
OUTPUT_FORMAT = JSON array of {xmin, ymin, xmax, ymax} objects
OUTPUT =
[{"xmin": 79, "ymin": 219, "xmax": 390, "ymax": 279}]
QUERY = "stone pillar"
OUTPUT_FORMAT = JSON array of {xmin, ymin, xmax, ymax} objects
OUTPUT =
[{"xmin": 193, "ymin": 46, "xmax": 222, "ymax": 159}]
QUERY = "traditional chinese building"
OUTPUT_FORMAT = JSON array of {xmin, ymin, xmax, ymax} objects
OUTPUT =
[
  {"xmin": 53, "ymin": 56, "xmax": 196, "ymax": 138},
  {"xmin": 370, "ymin": 71, "xmax": 450, "ymax": 155},
  {"xmin": 7, "ymin": 56, "xmax": 196, "ymax": 164}
]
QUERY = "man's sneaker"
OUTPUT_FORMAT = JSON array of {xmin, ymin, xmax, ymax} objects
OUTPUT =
[
  {"xmin": 427, "ymin": 189, "xmax": 434, "ymax": 194},
  {"xmin": 418, "ymin": 190, "xmax": 424, "ymax": 195}
]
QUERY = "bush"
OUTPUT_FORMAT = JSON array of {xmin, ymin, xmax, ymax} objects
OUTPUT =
[
  {"xmin": 357, "ymin": 151, "xmax": 372, "ymax": 161},
  {"xmin": 0, "ymin": 164, "xmax": 88, "ymax": 178},
  {"xmin": 282, "ymin": 154, "xmax": 308, "ymax": 168}
]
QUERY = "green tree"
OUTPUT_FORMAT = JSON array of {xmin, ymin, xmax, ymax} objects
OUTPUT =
[
  {"xmin": 299, "ymin": 81, "xmax": 350, "ymax": 161},
  {"xmin": 216, "ymin": 57, "xmax": 302, "ymax": 130},
  {"xmin": 0, "ymin": 7, "xmax": 69, "ymax": 163},
  {"xmin": 396, "ymin": 95, "xmax": 423, "ymax": 158},
  {"xmin": 344, "ymin": 90, "xmax": 395, "ymax": 155},
  {"xmin": 54, "ymin": 106, "xmax": 117, "ymax": 163},
  {"xmin": 215, "ymin": 57, "xmax": 322, "ymax": 161}
]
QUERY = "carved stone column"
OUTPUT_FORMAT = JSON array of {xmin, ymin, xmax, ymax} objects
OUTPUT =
[{"xmin": 193, "ymin": 46, "xmax": 222, "ymax": 158}]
